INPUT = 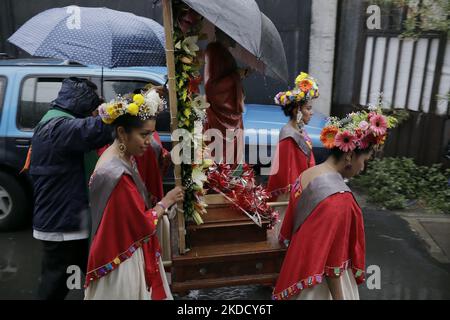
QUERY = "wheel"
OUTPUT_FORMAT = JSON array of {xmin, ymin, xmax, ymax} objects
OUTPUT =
[{"xmin": 0, "ymin": 172, "xmax": 29, "ymax": 231}]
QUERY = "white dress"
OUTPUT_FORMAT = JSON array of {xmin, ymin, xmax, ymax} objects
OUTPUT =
[
  {"xmin": 290, "ymin": 269, "xmax": 360, "ymax": 300},
  {"xmin": 84, "ymin": 247, "xmax": 173, "ymax": 300}
]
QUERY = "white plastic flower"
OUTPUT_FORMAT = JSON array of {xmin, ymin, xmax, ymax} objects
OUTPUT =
[
  {"xmin": 192, "ymin": 166, "xmax": 208, "ymax": 189},
  {"xmin": 181, "ymin": 36, "xmax": 200, "ymax": 56},
  {"xmin": 192, "ymin": 95, "xmax": 210, "ymax": 110},
  {"xmin": 368, "ymin": 104, "xmax": 377, "ymax": 111},
  {"xmin": 143, "ymin": 89, "xmax": 164, "ymax": 117}
]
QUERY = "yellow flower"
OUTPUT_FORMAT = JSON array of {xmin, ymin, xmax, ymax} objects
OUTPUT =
[
  {"xmin": 280, "ymin": 95, "xmax": 286, "ymax": 104},
  {"xmin": 133, "ymin": 94, "xmax": 145, "ymax": 106},
  {"xmin": 184, "ymin": 119, "xmax": 190, "ymax": 126},
  {"xmin": 127, "ymin": 103, "xmax": 139, "ymax": 116},
  {"xmin": 102, "ymin": 117, "xmax": 114, "ymax": 124},
  {"xmin": 299, "ymin": 91, "xmax": 305, "ymax": 99},
  {"xmin": 309, "ymin": 90, "xmax": 315, "ymax": 97},
  {"xmin": 184, "ymin": 108, "xmax": 192, "ymax": 117},
  {"xmin": 295, "ymin": 72, "xmax": 309, "ymax": 85},
  {"xmin": 106, "ymin": 104, "xmax": 115, "ymax": 117}
]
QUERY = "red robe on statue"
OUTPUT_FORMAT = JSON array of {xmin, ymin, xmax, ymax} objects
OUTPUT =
[
  {"xmin": 204, "ymin": 41, "xmax": 244, "ymax": 163},
  {"xmin": 273, "ymin": 175, "xmax": 365, "ymax": 300}
]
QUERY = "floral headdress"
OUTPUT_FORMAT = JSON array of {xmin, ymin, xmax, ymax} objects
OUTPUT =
[
  {"xmin": 320, "ymin": 105, "xmax": 397, "ymax": 152},
  {"xmin": 274, "ymin": 72, "xmax": 319, "ymax": 106},
  {"xmin": 98, "ymin": 88, "xmax": 166, "ymax": 124}
]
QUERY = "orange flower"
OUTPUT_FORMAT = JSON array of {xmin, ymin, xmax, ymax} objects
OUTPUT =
[
  {"xmin": 299, "ymin": 79, "xmax": 313, "ymax": 92},
  {"xmin": 320, "ymin": 126, "xmax": 339, "ymax": 149}
]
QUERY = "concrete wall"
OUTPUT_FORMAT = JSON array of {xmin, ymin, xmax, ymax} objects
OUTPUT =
[
  {"xmin": 332, "ymin": 0, "xmax": 366, "ymax": 115},
  {"xmin": 308, "ymin": 0, "xmax": 339, "ymax": 116}
]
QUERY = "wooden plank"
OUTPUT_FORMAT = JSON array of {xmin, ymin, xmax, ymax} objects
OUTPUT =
[
  {"xmin": 405, "ymin": 40, "xmax": 418, "ymax": 109},
  {"xmin": 162, "ymin": 0, "xmax": 186, "ymax": 254},
  {"xmin": 201, "ymin": 204, "xmax": 254, "ymax": 223},
  {"xmin": 418, "ymin": 39, "xmax": 432, "ymax": 111},
  {"xmin": 429, "ymin": 33, "xmax": 446, "ymax": 114},
  {"xmin": 171, "ymin": 273, "xmax": 278, "ymax": 293},
  {"xmin": 187, "ymin": 223, "xmax": 268, "ymax": 247}
]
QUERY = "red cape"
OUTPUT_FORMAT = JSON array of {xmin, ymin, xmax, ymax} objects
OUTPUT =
[
  {"xmin": 85, "ymin": 175, "xmax": 166, "ymax": 299},
  {"xmin": 134, "ymin": 132, "xmax": 169, "ymax": 202},
  {"xmin": 98, "ymin": 132, "xmax": 169, "ymax": 202},
  {"xmin": 267, "ymin": 138, "xmax": 315, "ymax": 200},
  {"xmin": 273, "ymin": 182, "xmax": 365, "ymax": 300}
]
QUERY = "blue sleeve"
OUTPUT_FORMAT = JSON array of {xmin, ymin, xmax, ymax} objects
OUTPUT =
[{"xmin": 51, "ymin": 116, "xmax": 113, "ymax": 153}]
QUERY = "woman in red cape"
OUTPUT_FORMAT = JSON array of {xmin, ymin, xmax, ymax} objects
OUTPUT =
[
  {"xmin": 267, "ymin": 73, "xmax": 319, "ymax": 239},
  {"xmin": 273, "ymin": 108, "xmax": 392, "ymax": 300},
  {"xmin": 84, "ymin": 89, "xmax": 184, "ymax": 300},
  {"xmin": 267, "ymin": 72, "xmax": 319, "ymax": 202}
]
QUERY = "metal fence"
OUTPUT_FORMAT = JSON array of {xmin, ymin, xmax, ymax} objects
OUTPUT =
[{"xmin": 349, "ymin": 2, "xmax": 449, "ymax": 166}]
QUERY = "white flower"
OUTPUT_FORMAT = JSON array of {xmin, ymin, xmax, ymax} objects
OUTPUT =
[
  {"xmin": 368, "ymin": 104, "xmax": 377, "ymax": 111},
  {"xmin": 192, "ymin": 95, "xmax": 210, "ymax": 110},
  {"xmin": 175, "ymin": 36, "xmax": 200, "ymax": 56},
  {"xmin": 192, "ymin": 166, "xmax": 208, "ymax": 189},
  {"xmin": 143, "ymin": 89, "xmax": 164, "ymax": 117}
]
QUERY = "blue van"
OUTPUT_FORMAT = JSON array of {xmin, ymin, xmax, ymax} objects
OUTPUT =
[{"xmin": 0, "ymin": 58, "xmax": 327, "ymax": 230}]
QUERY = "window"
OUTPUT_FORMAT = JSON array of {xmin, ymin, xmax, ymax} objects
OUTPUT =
[
  {"xmin": 18, "ymin": 77, "xmax": 64, "ymax": 130},
  {"xmin": 0, "ymin": 77, "xmax": 6, "ymax": 116},
  {"xmin": 100, "ymin": 78, "xmax": 171, "ymax": 133},
  {"xmin": 100, "ymin": 79, "xmax": 152, "ymax": 102}
]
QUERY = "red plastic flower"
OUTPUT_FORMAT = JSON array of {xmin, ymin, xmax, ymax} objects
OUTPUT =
[
  {"xmin": 188, "ymin": 75, "xmax": 202, "ymax": 94},
  {"xmin": 335, "ymin": 131, "xmax": 357, "ymax": 152},
  {"xmin": 370, "ymin": 114, "xmax": 387, "ymax": 136}
]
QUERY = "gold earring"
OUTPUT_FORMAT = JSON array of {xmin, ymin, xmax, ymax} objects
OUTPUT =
[{"xmin": 118, "ymin": 142, "xmax": 126, "ymax": 156}]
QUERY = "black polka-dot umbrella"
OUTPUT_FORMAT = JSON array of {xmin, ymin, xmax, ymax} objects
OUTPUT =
[{"xmin": 8, "ymin": 6, "xmax": 166, "ymax": 68}]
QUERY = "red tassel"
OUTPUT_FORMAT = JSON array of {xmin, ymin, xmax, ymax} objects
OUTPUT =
[{"xmin": 20, "ymin": 146, "xmax": 32, "ymax": 174}]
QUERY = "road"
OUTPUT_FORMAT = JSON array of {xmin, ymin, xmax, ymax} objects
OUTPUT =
[{"xmin": 1, "ymin": 209, "xmax": 449, "ymax": 300}]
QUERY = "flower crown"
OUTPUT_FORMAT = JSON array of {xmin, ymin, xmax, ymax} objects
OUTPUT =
[
  {"xmin": 274, "ymin": 72, "xmax": 319, "ymax": 106},
  {"xmin": 320, "ymin": 106, "xmax": 397, "ymax": 152},
  {"xmin": 99, "ymin": 88, "xmax": 166, "ymax": 124}
]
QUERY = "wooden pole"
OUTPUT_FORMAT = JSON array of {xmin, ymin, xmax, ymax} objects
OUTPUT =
[{"xmin": 162, "ymin": 0, "xmax": 186, "ymax": 255}]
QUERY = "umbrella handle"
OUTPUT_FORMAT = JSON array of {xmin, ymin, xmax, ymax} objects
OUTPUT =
[{"xmin": 101, "ymin": 67, "xmax": 104, "ymax": 98}]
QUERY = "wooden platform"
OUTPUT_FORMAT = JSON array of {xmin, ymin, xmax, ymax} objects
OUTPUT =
[{"xmin": 170, "ymin": 198, "xmax": 286, "ymax": 293}]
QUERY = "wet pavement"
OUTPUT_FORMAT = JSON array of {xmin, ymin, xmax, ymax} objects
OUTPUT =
[{"xmin": 1, "ymin": 208, "xmax": 449, "ymax": 300}]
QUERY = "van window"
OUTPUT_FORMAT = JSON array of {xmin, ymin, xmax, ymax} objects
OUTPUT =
[
  {"xmin": 101, "ymin": 78, "xmax": 171, "ymax": 133},
  {"xmin": 0, "ymin": 77, "xmax": 5, "ymax": 116},
  {"xmin": 18, "ymin": 77, "xmax": 64, "ymax": 130}
]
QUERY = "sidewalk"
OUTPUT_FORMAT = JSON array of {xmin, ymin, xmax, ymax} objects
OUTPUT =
[{"xmin": 353, "ymin": 189, "xmax": 450, "ymax": 265}]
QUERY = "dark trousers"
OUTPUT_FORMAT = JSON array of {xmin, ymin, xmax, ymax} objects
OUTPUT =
[{"xmin": 37, "ymin": 239, "xmax": 89, "ymax": 300}]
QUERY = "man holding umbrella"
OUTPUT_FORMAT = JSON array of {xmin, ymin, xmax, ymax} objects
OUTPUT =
[{"xmin": 28, "ymin": 77, "xmax": 112, "ymax": 300}]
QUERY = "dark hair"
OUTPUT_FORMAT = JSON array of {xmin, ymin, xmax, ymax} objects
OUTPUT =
[
  {"xmin": 113, "ymin": 113, "xmax": 145, "ymax": 137},
  {"xmin": 282, "ymin": 101, "xmax": 308, "ymax": 120},
  {"xmin": 328, "ymin": 146, "xmax": 374, "ymax": 161}
]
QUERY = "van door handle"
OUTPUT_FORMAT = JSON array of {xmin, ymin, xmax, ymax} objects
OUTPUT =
[{"xmin": 15, "ymin": 139, "xmax": 31, "ymax": 147}]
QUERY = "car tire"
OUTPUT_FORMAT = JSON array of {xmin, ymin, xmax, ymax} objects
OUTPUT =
[{"xmin": 0, "ymin": 172, "xmax": 29, "ymax": 231}]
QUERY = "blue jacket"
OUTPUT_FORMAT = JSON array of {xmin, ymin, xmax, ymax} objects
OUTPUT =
[{"xmin": 30, "ymin": 78, "xmax": 112, "ymax": 232}]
